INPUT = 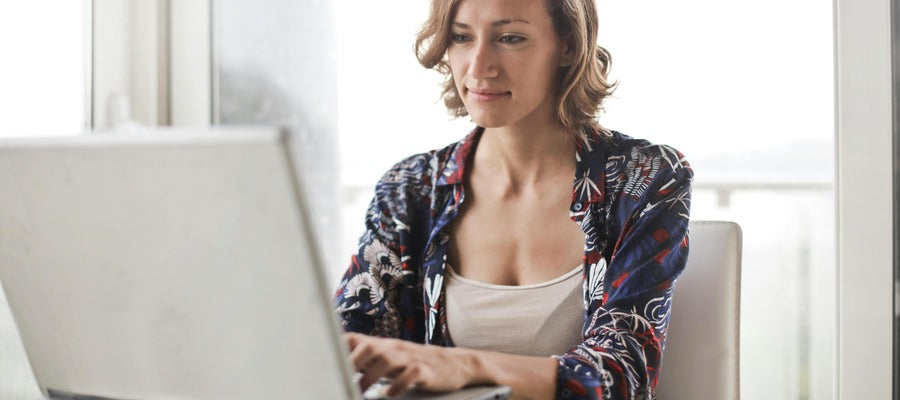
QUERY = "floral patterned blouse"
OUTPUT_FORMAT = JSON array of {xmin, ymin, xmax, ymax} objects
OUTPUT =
[{"xmin": 334, "ymin": 126, "xmax": 693, "ymax": 400}]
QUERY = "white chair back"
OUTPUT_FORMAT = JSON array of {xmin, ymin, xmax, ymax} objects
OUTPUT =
[{"xmin": 657, "ymin": 221, "xmax": 742, "ymax": 400}]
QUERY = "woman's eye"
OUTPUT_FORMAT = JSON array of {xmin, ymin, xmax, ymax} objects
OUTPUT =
[
  {"xmin": 499, "ymin": 35, "xmax": 526, "ymax": 45},
  {"xmin": 449, "ymin": 33, "xmax": 471, "ymax": 44}
]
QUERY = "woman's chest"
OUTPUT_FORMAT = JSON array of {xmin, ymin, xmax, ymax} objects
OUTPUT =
[{"xmin": 445, "ymin": 196, "xmax": 586, "ymax": 286}]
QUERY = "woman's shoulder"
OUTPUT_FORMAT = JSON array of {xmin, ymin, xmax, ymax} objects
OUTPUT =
[
  {"xmin": 375, "ymin": 137, "xmax": 464, "ymax": 188},
  {"xmin": 371, "ymin": 133, "xmax": 471, "ymax": 208},
  {"xmin": 601, "ymin": 129, "xmax": 691, "ymax": 170},
  {"xmin": 592, "ymin": 129, "xmax": 694, "ymax": 199}
]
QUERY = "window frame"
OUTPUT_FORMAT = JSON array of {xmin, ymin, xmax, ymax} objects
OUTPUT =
[{"xmin": 834, "ymin": 0, "xmax": 894, "ymax": 398}]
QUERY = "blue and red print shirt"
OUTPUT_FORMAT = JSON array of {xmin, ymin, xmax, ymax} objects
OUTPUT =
[{"xmin": 334, "ymin": 126, "xmax": 692, "ymax": 400}]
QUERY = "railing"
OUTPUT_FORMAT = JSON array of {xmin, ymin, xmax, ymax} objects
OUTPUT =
[{"xmin": 694, "ymin": 178, "xmax": 832, "ymax": 207}]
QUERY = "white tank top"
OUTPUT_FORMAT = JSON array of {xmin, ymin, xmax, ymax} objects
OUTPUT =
[{"xmin": 444, "ymin": 263, "xmax": 585, "ymax": 357}]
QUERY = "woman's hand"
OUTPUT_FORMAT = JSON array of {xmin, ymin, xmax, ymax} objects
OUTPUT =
[{"xmin": 344, "ymin": 332, "xmax": 481, "ymax": 397}]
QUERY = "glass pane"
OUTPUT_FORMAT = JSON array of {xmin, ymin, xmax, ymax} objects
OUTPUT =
[
  {"xmin": 0, "ymin": 1, "xmax": 87, "ymax": 137},
  {"xmin": 594, "ymin": 1, "xmax": 835, "ymax": 399},
  {"xmin": 213, "ymin": 0, "xmax": 340, "ymax": 275}
]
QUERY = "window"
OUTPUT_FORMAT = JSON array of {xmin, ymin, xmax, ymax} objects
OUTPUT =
[
  {"xmin": 594, "ymin": 2, "xmax": 835, "ymax": 399},
  {"xmin": 0, "ymin": 1, "xmax": 89, "ymax": 136}
]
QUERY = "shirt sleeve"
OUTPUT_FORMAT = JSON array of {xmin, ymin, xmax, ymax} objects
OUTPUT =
[
  {"xmin": 553, "ymin": 145, "xmax": 693, "ymax": 400},
  {"xmin": 333, "ymin": 158, "xmax": 426, "ymax": 342}
]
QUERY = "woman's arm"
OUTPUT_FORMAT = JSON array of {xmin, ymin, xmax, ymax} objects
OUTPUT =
[
  {"xmin": 553, "ymin": 143, "xmax": 693, "ymax": 399},
  {"xmin": 464, "ymin": 347, "xmax": 558, "ymax": 400},
  {"xmin": 346, "ymin": 333, "xmax": 558, "ymax": 400},
  {"xmin": 334, "ymin": 154, "xmax": 431, "ymax": 340}
]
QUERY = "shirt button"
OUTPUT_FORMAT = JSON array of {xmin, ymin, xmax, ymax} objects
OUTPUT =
[{"xmin": 573, "ymin": 203, "xmax": 583, "ymax": 211}]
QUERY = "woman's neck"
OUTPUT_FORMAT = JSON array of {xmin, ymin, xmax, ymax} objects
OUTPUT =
[{"xmin": 474, "ymin": 120, "xmax": 577, "ymax": 191}]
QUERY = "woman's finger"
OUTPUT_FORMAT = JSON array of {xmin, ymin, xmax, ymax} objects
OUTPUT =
[
  {"xmin": 358, "ymin": 357, "xmax": 403, "ymax": 392},
  {"xmin": 345, "ymin": 332, "xmax": 372, "ymax": 351},
  {"xmin": 386, "ymin": 364, "xmax": 424, "ymax": 397},
  {"xmin": 358, "ymin": 369, "xmax": 383, "ymax": 393},
  {"xmin": 349, "ymin": 339, "xmax": 379, "ymax": 371}
]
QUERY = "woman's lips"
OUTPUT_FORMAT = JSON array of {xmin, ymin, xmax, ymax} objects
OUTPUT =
[{"xmin": 468, "ymin": 89, "xmax": 510, "ymax": 102}]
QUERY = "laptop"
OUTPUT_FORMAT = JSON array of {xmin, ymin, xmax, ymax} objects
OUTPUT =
[{"xmin": 0, "ymin": 127, "xmax": 510, "ymax": 400}]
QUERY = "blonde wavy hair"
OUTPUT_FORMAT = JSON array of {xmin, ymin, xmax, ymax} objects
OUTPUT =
[{"xmin": 414, "ymin": 0, "xmax": 617, "ymax": 138}]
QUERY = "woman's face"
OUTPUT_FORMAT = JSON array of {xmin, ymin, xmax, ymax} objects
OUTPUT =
[{"xmin": 447, "ymin": 0, "xmax": 568, "ymax": 130}]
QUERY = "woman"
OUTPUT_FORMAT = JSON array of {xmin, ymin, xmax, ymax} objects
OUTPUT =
[{"xmin": 334, "ymin": 0, "xmax": 692, "ymax": 399}]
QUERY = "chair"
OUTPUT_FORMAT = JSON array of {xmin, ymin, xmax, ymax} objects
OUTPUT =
[{"xmin": 656, "ymin": 221, "xmax": 742, "ymax": 400}]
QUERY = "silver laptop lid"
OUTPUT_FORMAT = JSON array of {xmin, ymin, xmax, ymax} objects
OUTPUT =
[{"xmin": 0, "ymin": 127, "xmax": 358, "ymax": 399}]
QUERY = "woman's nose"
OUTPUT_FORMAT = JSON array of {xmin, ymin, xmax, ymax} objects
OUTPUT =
[{"xmin": 469, "ymin": 41, "xmax": 498, "ymax": 80}]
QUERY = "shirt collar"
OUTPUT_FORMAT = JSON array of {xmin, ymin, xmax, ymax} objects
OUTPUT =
[
  {"xmin": 435, "ymin": 126, "xmax": 482, "ymax": 187},
  {"xmin": 435, "ymin": 126, "xmax": 608, "ymax": 206}
]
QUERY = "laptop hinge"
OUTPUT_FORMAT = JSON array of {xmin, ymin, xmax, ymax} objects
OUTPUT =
[{"xmin": 47, "ymin": 388, "xmax": 130, "ymax": 400}]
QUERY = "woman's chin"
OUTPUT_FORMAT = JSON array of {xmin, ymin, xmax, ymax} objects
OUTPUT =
[{"xmin": 467, "ymin": 112, "xmax": 512, "ymax": 129}]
